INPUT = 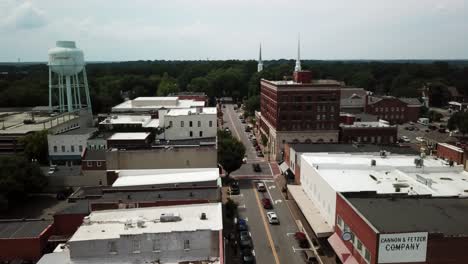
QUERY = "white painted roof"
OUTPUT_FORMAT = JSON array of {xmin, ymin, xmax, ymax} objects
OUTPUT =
[
  {"xmin": 99, "ymin": 115, "xmax": 153, "ymax": 125},
  {"xmin": 112, "ymin": 97, "xmax": 204, "ymax": 111},
  {"xmin": 68, "ymin": 203, "xmax": 223, "ymax": 242},
  {"xmin": 108, "ymin": 132, "xmax": 150, "ymax": 140},
  {"xmin": 302, "ymin": 153, "xmax": 468, "ymax": 197},
  {"xmin": 165, "ymin": 107, "xmax": 217, "ymax": 116},
  {"xmin": 341, "ymin": 120, "xmax": 392, "ymax": 128},
  {"xmin": 112, "ymin": 168, "xmax": 219, "ymax": 187}
]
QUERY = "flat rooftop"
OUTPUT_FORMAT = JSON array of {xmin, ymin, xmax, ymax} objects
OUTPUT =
[
  {"xmin": 346, "ymin": 196, "xmax": 468, "ymax": 235},
  {"xmin": 55, "ymin": 127, "xmax": 97, "ymax": 135},
  {"xmin": 153, "ymin": 137, "xmax": 216, "ymax": 146},
  {"xmin": 302, "ymin": 153, "xmax": 468, "ymax": 197},
  {"xmin": 0, "ymin": 111, "xmax": 80, "ymax": 135},
  {"xmin": 112, "ymin": 168, "xmax": 220, "ymax": 187},
  {"xmin": 0, "ymin": 220, "xmax": 52, "ymax": 238},
  {"xmin": 108, "ymin": 132, "xmax": 150, "ymax": 141},
  {"xmin": 341, "ymin": 121, "xmax": 394, "ymax": 128},
  {"xmin": 99, "ymin": 115, "xmax": 159, "ymax": 128},
  {"xmin": 289, "ymin": 143, "xmax": 418, "ymax": 155},
  {"xmin": 69, "ymin": 203, "xmax": 223, "ymax": 242},
  {"xmin": 265, "ymin": 79, "xmax": 344, "ymax": 87},
  {"xmin": 165, "ymin": 107, "xmax": 216, "ymax": 116},
  {"xmin": 112, "ymin": 97, "xmax": 205, "ymax": 112}
]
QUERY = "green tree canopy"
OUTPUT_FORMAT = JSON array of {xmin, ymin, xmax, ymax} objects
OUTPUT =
[
  {"xmin": 0, "ymin": 156, "xmax": 47, "ymax": 201},
  {"xmin": 19, "ymin": 130, "xmax": 49, "ymax": 164},
  {"xmin": 157, "ymin": 72, "xmax": 179, "ymax": 96},
  {"xmin": 217, "ymin": 130, "xmax": 246, "ymax": 177}
]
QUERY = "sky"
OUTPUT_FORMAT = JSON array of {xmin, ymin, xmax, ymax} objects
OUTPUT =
[{"xmin": 0, "ymin": 0, "xmax": 467, "ymax": 62}]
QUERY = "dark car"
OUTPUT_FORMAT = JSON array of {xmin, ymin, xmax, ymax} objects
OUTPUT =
[
  {"xmin": 256, "ymin": 151, "xmax": 264, "ymax": 157},
  {"xmin": 438, "ymin": 128, "xmax": 447, "ymax": 133},
  {"xmin": 262, "ymin": 198, "xmax": 273, "ymax": 209},
  {"xmin": 230, "ymin": 181, "xmax": 240, "ymax": 195},
  {"xmin": 245, "ymin": 126, "xmax": 251, "ymax": 132},
  {"xmin": 252, "ymin": 163, "xmax": 262, "ymax": 172},
  {"xmin": 240, "ymin": 232, "xmax": 253, "ymax": 249},
  {"xmin": 241, "ymin": 249, "xmax": 255, "ymax": 264},
  {"xmin": 238, "ymin": 218, "xmax": 248, "ymax": 231}
]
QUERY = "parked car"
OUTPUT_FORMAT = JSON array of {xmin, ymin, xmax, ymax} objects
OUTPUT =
[
  {"xmin": 256, "ymin": 151, "xmax": 264, "ymax": 157},
  {"xmin": 400, "ymin": 136, "xmax": 410, "ymax": 143},
  {"xmin": 230, "ymin": 181, "xmax": 240, "ymax": 195},
  {"xmin": 262, "ymin": 198, "xmax": 273, "ymax": 209},
  {"xmin": 239, "ymin": 232, "xmax": 253, "ymax": 249},
  {"xmin": 242, "ymin": 157, "xmax": 247, "ymax": 164},
  {"xmin": 438, "ymin": 128, "xmax": 447, "ymax": 133},
  {"xmin": 224, "ymin": 127, "xmax": 231, "ymax": 134},
  {"xmin": 256, "ymin": 182, "xmax": 266, "ymax": 192},
  {"xmin": 245, "ymin": 126, "xmax": 251, "ymax": 132},
  {"xmin": 241, "ymin": 119, "xmax": 246, "ymax": 124},
  {"xmin": 240, "ymin": 249, "xmax": 255, "ymax": 264},
  {"xmin": 416, "ymin": 136, "xmax": 426, "ymax": 142},
  {"xmin": 237, "ymin": 218, "xmax": 248, "ymax": 231},
  {"xmin": 266, "ymin": 211, "xmax": 280, "ymax": 224},
  {"xmin": 294, "ymin": 232, "xmax": 310, "ymax": 248},
  {"xmin": 253, "ymin": 163, "xmax": 262, "ymax": 172}
]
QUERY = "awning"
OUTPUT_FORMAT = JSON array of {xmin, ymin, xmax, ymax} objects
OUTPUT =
[
  {"xmin": 327, "ymin": 233, "xmax": 359, "ymax": 264},
  {"xmin": 288, "ymin": 185, "xmax": 333, "ymax": 238},
  {"xmin": 279, "ymin": 162, "xmax": 289, "ymax": 173}
]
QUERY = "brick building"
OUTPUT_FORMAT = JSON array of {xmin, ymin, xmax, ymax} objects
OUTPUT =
[
  {"xmin": 436, "ymin": 143, "xmax": 465, "ymax": 165},
  {"xmin": 365, "ymin": 96, "xmax": 421, "ymax": 124},
  {"xmin": 333, "ymin": 194, "xmax": 468, "ymax": 264},
  {"xmin": 259, "ymin": 71, "xmax": 342, "ymax": 160},
  {"xmin": 0, "ymin": 219, "xmax": 54, "ymax": 262},
  {"xmin": 340, "ymin": 120, "xmax": 398, "ymax": 144}
]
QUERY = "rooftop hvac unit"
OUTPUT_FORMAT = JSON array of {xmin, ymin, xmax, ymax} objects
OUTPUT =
[
  {"xmin": 380, "ymin": 150, "xmax": 387, "ymax": 158},
  {"xmin": 160, "ymin": 213, "xmax": 181, "ymax": 222},
  {"xmin": 200, "ymin": 213, "xmax": 207, "ymax": 220},
  {"xmin": 137, "ymin": 218, "xmax": 145, "ymax": 228},
  {"xmin": 371, "ymin": 159, "xmax": 376, "ymax": 166},
  {"xmin": 414, "ymin": 158, "xmax": 424, "ymax": 168},
  {"xmin": 83, "ymin": 216, "xmax": 91, "ymax": 225}
]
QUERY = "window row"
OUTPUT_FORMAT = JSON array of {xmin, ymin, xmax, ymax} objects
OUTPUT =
[
  {"xmin": 86, "ymin": 161, "xmax": 103, "ymax": 167},
  {"xmin": 169, "ymin": 120, "xmax": 213, "ymax": 128},
  {"xmin": 374, "ymin": 106, "xmax": 405, "ymax": 112},
  {"xmin": 377, "ymin": 114, "xmax": 405, "ymax": 120},
  {"xmin": 188, "ymin": 131, "xmax": 204, "ymax": 137},
  {"xmin": 108, "ymin": 239, "xmax": 191, "ymax": 254},
  {"xmin": 53, "ymin": 145, "xmax": 83, "ymax": 153},
  {"xmin": 337, "ymin": 215, "xmax": 371, "ymax": 263}
]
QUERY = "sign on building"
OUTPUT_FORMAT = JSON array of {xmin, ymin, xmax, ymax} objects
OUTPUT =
[{"xmin": 378, "ymin": 232, "xmax": 428, "ymax": 263}]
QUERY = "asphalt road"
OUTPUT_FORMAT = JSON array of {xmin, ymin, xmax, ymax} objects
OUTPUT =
[
  {"xmin": 398, "ymin": 122, "xmax": 456, "ymax": 144},
  {"xmin": 223, "ymin": 103, "xmax": 305, "ymax": 264},
  {"xmin": 229, "ymin": 180, "xmax": 305, "ymax": 264}
]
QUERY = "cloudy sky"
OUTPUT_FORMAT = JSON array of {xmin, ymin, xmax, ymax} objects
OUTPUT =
[{"xmin": 1, "ymin": 0, "xmax": 467, "ymax": 61}]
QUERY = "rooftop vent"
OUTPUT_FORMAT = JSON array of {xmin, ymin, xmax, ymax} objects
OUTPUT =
[
  {"xmin": 200, "ymin": 213, "xmax": 207, "ymax": 220},
  {"xmin": 380, "ymin": 150, "xmax": 387, "ymax": 158},
  {"xmin": 124, "ymin": 219, "xmax": 133, "ymax": 229},
  {"xmin": 83, "ymin": 216, "xmax": 91, "ymax": 225},
  {"xmin": 137, "ymin": 218, "xmax": 145, "ymax": 228},
  {"xmin": 371, "ymin": 159, "xmax": 376, "ymax": 166},
  {"xmin": 160, "ymin": 213, "xmax": 181, "ymax": 222},
  {"xmin": 414, "ymin": 158, "xmax": 424, "ymax": 168}
]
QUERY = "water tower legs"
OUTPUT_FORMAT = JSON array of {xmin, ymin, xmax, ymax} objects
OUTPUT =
[
  {"xmin": 48, "ymin": 69, "xmax": 52, "ymax": 110},
  {"xmin": 65, "ymin": 76, "xmax": 73, "ymax": 112}
]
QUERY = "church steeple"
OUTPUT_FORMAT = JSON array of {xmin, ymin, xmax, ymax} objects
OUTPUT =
[
  {"xmin": 294, "ymin": 35, "xmax": 301, "ymax": 72},
  {"xmin": 257, "ymin": 43, "xmax": 263, "ymax": 72}
]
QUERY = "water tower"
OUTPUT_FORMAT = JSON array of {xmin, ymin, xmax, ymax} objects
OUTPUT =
[{"xmin": 48, "ymin": 41, "xmax": 92, "ymax": 113}]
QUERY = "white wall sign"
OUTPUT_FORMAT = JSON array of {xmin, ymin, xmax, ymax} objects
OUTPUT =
[{"xmin": 378, "ymin": 232, "xmax": 428, "ymax": 263}]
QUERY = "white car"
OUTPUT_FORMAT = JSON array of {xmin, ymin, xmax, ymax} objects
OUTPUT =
[
  {"xmin": 416, "ymin": 136, "xmax": 426, "ymax": 142},
  {"xmin": 267, "ymin": 212, "xmax": 279, "ymax": 224},
  {"xmin": 401, "ymin": 136, "xmax": 410, "ymax": 143}
]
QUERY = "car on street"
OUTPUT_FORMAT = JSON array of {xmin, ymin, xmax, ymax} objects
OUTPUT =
[
  {"xmin": 237, "ymin": 218, "xmax": 248, "ymax": 231},
  {"xmin": 262, "ymin": 198, "xmax": 273, "ymax": 209},
  {"xmin": 241, "ymin": 119, "xmax": 246, "ymax": 124},
  {"xmin": 266, "ymin": 211, "xmax": 280, "ymax": 224},
  {"xmin": 416, "ymin": 136, "xmax": 426, "ymax": 142},
  {"xmin": 224, "ymin": 127, "xmax": 231, "ymax": 134},
  {"xmin": 245, "ymin": 126, "xmax": 251, "ymax": 132},
  {"xmin": 48, "ymin": 165, "xmax": 57, "ymax": 175},
  {"xmin": 256, "ymin": 182, "xmax": 266, "ymax": 192},
  {"xmin": 239, "ymin": 232, "xmax": 253, "ymax": 249},
  {"xmin": 229, "ymin": 181, "xmax": 240, "ymax": 195},
  {"xmin": 256, "ymin": 151, "xmax": 264, "ymax": 157},
  {"xmin": 400, "ymin": 136, "xmax": 410, "ymax": 142},
  {"xmin": 240, "ymin": 249, "xmax": 255, "ymax": 264},
  {"xmin": 222, "ymin": 104, "xmax": 226, "ymax": 108},
  {"xmin": 252, "ymin": 163, "xmax": 262, "ymax": 172}
]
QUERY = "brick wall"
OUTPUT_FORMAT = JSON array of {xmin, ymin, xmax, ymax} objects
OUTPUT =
[
  {"xmin": 436, "ymin": 144, "xmax": 464, "ymax": 164},
  {"xmin": 53, "ymin": 214, "xmax": 87, "ymax": 236},
  {"xmin": 340, "ymin": 126, "xmax": 397, "ymax": 144}
]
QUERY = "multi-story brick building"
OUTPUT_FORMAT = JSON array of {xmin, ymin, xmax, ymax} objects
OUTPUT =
[{"xmin": 365, "ymin": 96, "xmax": 421, "ymax": 124}]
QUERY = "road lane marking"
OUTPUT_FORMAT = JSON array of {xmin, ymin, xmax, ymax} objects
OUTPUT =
[
  {"xmin": 226, "ymin": 105, "xmax": 241, "ymax": 140},
  {"xmin": 252, "ymin": 181, "xmax": 281, "ymax": 264}
]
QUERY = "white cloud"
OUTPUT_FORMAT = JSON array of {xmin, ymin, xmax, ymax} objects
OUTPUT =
[{"xmin": 1, "ymin": 1, "xmax": 47, "ymax": 30}]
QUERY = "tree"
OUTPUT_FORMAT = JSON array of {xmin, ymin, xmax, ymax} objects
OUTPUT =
[
  {"xmin": 244, "ymin": 95, "xmax": 260, "ymax": 117},
  {"xmin": 19, "ymin": 130, "xmax": 49, "ymax": 164},
  {"xmin": 0, "ymin": 156, "xmax": 47, "ymax": 202},
  {"xmin": 157, "ymin": 72, "xmax": 179, "ymax": 96},
  {"xmin": 447, "ymin": 111, "xmax": 468, "ymax": 135},
  {"xmin": 217, "ymin": 130, "xmax": 246, "ymax": 177}
]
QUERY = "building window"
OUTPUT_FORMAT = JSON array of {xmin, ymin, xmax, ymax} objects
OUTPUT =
[
  {"xmin": 53, "ymin": 146, "xmax": 57, "ymax": 152},
  {"xmin": 197, "ymin": 121, "xmax": 201, "ymax": 127},
  {"xmin": 79, "ymin": 145, "xmax": 83, "ymax": 152},
  {"xmin": 364, "ymin": 248, "xmax": 371, "ymax": 263},
  {"xmin": 330, "ymin": 106, "xmax": 335, "ymax": 112},
  {"xmin": 71, "ymin": 145, "xmax": 75, "ymax": 152},
  {"xmin": 108, "ymin": 241, "xmax": 117, "ymax": 254},
  {"xmin": 87, "ymin": 161, "xmax": 92, "ymax": 167},
  {"xmin": 97, "ymin": 161, "xmax": 102, "ymax": 167},
  {"xmin": 209, "ymin": 121, "xmax": 213, "ymax": 127},
  {"xmin": 184, "ymin": 239, "xmax": 190, "ymax": 250},
  {"xmin": 199, "ymin": 131, "xmax": 203, "ymax": 137},
  {"xmin": 356, "ymin": 239, "xmax": 363, "ymax": 251},
  {"xmin": 330, "ymin": 114, "xmax": 334, "ymax": 121},
  {"xmin": 189, "ymin": 121, "xmax": 193, "ymax": 127},
  {"xmin": 317, "ymin": 105, "xmax": 321, "ymax": 112},
  {"xmin": 181, "ymin": 121, "xmax": 184, "ymax": 127},
  {"xmin": 307, "ymin": 96, "xmax": 312, "ymax": 101},
  {"xmin": 169, "ymin": 121, "xmax": 173, "ymax": 127},
  {"xmin": 152, "ymin": 239, "xmax": 160, "ymax": 252},
  {"xmin": 132, "ymin": 239, "xmax": 140, "ymax": 253},
  {"xmin": 337, "ymin": 215, "xmax": 344, "ymax": 229},
  {"xmin": 316, "ymin": 115, "xmax": 321, "ymax": 121},
  {"xmin": 61, "ymin": 146, "xmax": 65, "ymax": 152},
  {"xmin": 189, "ymin": 131, "xmax": 193, "ymax": 137}
]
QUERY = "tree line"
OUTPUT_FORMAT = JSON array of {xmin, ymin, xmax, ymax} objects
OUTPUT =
[{"xmin": 1, "ymin": 60, "xmax": 468, "ymax": 113}]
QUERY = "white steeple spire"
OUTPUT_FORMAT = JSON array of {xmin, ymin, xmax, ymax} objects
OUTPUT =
[
  {"xmin": 257, "ymin": 43, "xmax": 263, "ymax": 72},
  {"xmin": 294, "ymin": 34, "xmax": 302, "ymax": 72}
]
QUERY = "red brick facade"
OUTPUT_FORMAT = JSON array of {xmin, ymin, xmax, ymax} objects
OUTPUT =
[
  {"xmin": 436, "ymin": 143, "xmax": 464, "ymax": 165},
  {"xmin": 365, "ymin": 97, "xmax": 420, "ymax": 124},
  {"xmin": 340, "ymin": 126, "xmax": 397, "ymax": 144}
]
